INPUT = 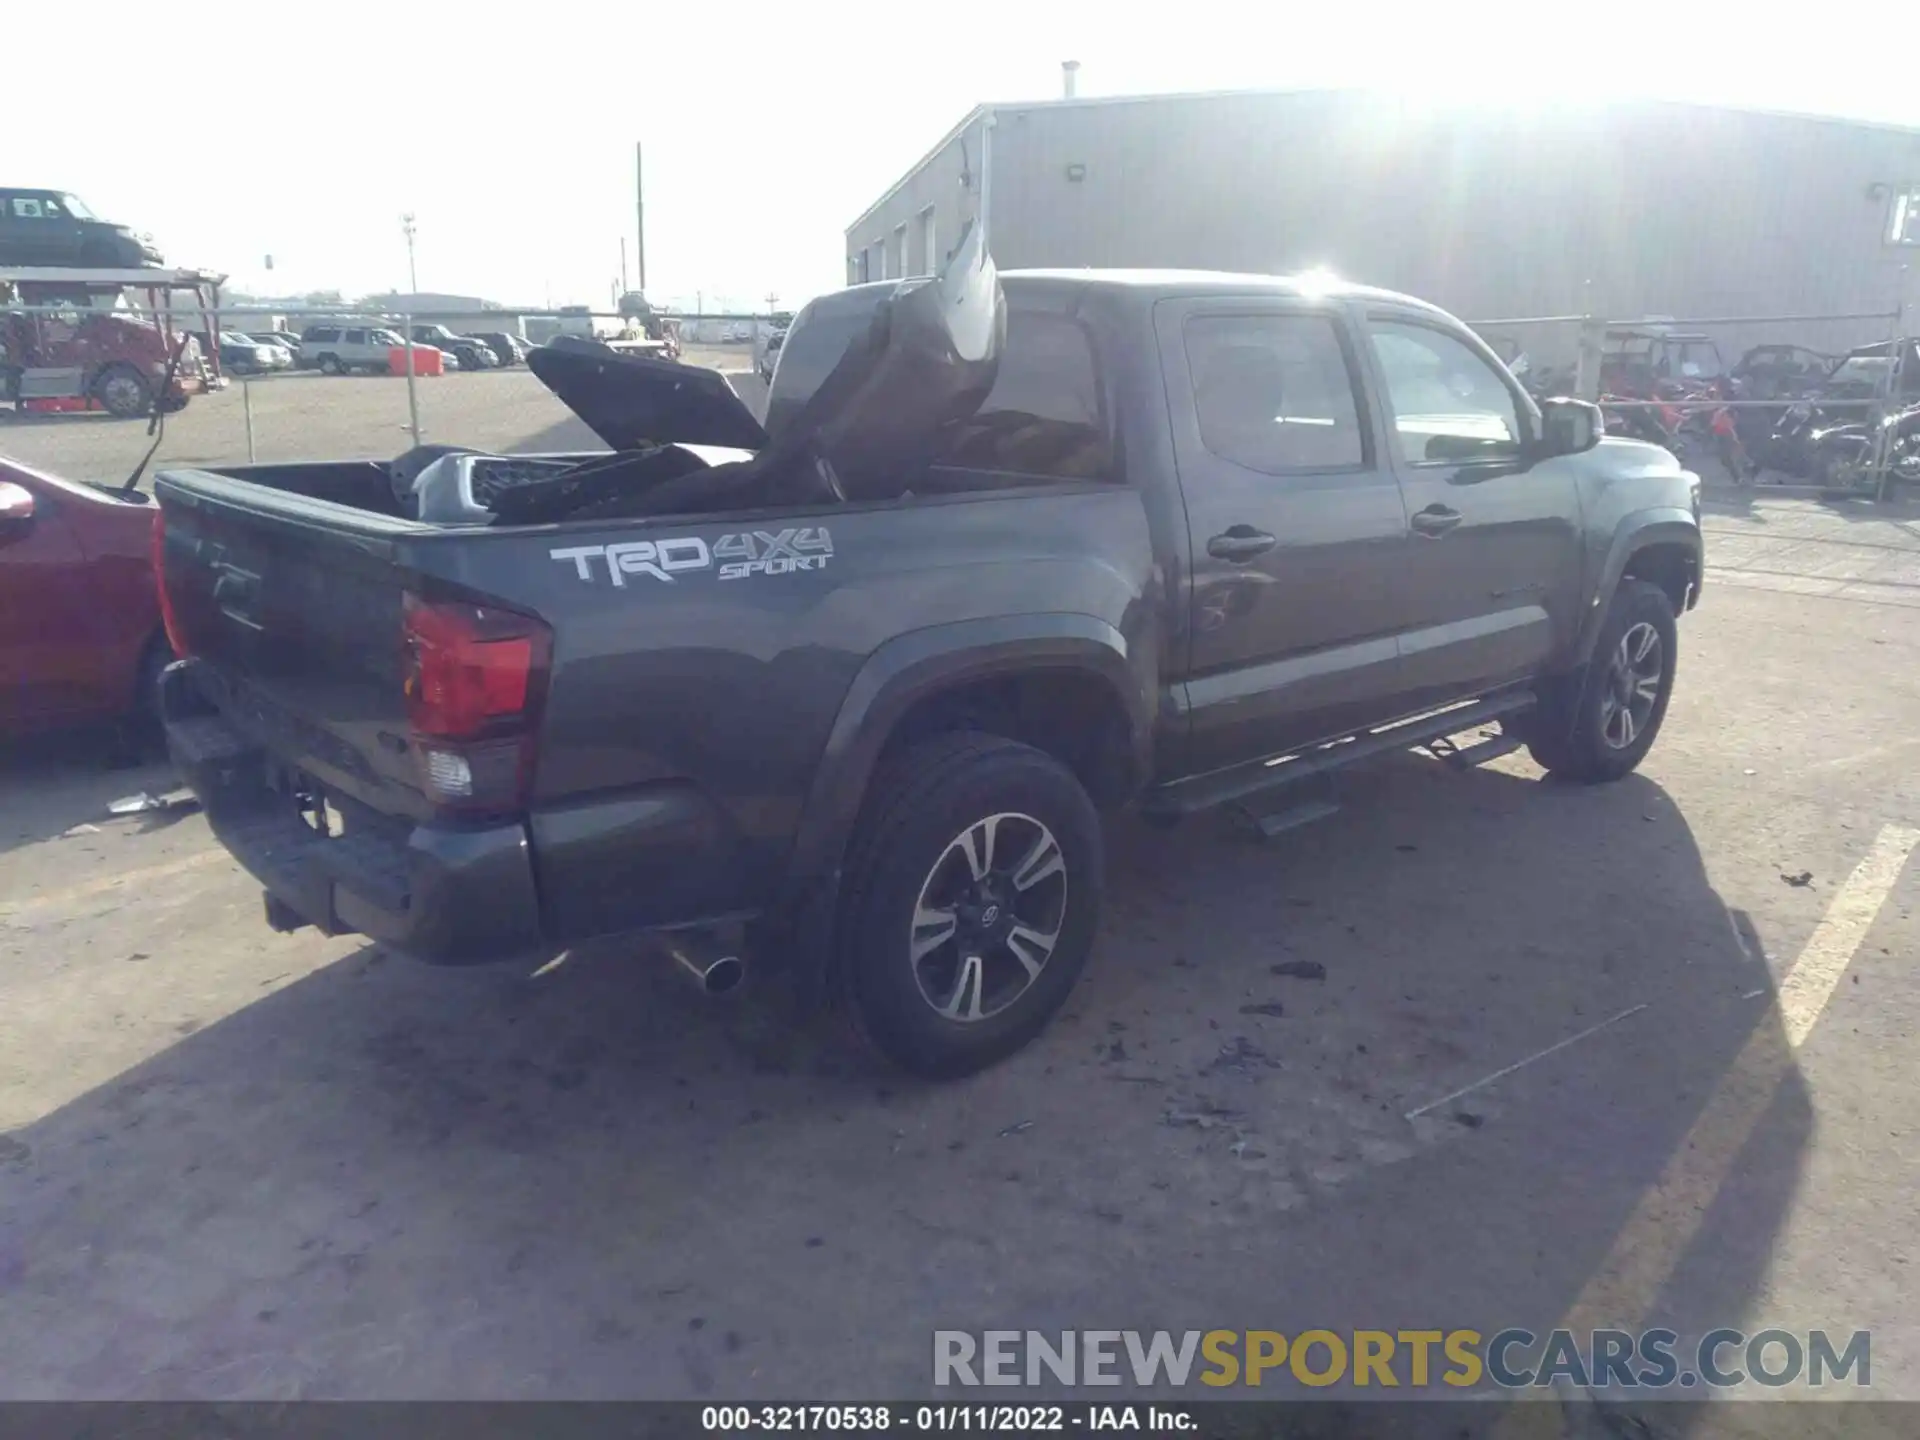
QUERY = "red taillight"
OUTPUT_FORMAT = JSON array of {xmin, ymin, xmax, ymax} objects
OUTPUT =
[
  {"xmin": 402, "ymin": 593, "xmax": 550, "ymax": 811},
  {"xmin": 150, "ymin": 507, "xmax": 191, "ymax": 657}
]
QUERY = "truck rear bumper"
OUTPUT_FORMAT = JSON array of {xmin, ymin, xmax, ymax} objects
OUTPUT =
[{"xmin": 158, "ymin": 660, "xmax": 545, "ymax": 965}]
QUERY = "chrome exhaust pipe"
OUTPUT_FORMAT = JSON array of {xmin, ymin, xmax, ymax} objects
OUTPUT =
[{"xmin": 662, "ymin": 933, "xmax": 746, "ymax": 997}]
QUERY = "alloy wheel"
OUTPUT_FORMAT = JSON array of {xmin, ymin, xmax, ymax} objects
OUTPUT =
[
  {"xmin": 100, "ymin": 374, "xmax": 147, "ymax": 415},
  {"xmin": 1599, "ymin": 621, "xmax": 1663, "ymax": 750},
  {"xmin": 909, "ymin": 811, "xmax": 1068, "ymax": 1023}
]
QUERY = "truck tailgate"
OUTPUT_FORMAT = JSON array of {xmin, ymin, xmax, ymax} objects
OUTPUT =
[{"xmin": 153, "ymin": 473, "xmax": 427, "ymax": 820}]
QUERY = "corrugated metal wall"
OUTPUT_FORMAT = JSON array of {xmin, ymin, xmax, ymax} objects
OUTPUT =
[
  {"xmin": 850, "ymin": 91, "xmax": 1920, "ymax": 361},
  {"xmin": 845, "ymin": 114, "xmax": 989, "ymax": 284}
]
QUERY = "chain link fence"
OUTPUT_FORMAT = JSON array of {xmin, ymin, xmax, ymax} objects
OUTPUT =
[
  {"xmin": 1471, "ymin": 308, "xmax": 1913, "ymax": 499},
  {"xmin": 1, "ymin": 296, "xmax": 776, "ymax": 487}
]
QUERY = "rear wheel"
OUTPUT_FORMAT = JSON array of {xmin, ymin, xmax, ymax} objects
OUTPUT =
[
  {"xmin": 94, "ymin": 365, "xmax": 152, "ymax": 419},
  {"xmin": 1520, "ymin": 579, "xmax": 1677, "ymax": 783},
  {"xmin": 317, "ymin": 354, "xmax": 343, "ymax": 376},
  {"xmin": 835, "ymin": 733, "xmax": 1104, "ymax": 1078}
]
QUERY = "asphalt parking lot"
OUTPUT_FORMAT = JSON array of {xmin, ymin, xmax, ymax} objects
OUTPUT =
[{"xmin": 3, "ymin": 382, "xmax": 1919, "ymax": 1431}]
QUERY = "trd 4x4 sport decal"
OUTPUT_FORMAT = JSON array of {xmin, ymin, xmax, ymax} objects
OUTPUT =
[{"xmin": 550, "ymin": 527, "xmax": 834, "ymax": 585}]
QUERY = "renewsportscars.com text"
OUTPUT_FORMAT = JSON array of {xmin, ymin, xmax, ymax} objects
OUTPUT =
[{"xmin": 933, "ymin": 1328, "xmax": 1870, "ymax": 1391}]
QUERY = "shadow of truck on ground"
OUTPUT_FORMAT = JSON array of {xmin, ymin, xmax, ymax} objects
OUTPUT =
[{"xmin": 0, "ymin": 745, "xmax": 1833, "ymax": 1429}]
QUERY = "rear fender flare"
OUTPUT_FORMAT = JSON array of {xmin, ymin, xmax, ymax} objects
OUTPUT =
[
  {"xmin": 781, "ymin": 614, "xmax": 1151, "ymax": 906},
  {"xmin": 1573, "ymin": 510, "xmax": 1700, "ymax": 669}
]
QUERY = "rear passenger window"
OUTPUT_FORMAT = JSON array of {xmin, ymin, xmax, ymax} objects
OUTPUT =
[
  {"xmin": 344, "ymin": 328, "xmax": 368, "ymax": 345},
  {"xmin": 1183, "ymin": 314, "xmax": 1365, "ymax": 472},
  {"xmin": 933, "ymin": 311, "xmax": 1111, "ymax": 480},
  {"xmin": 304, "ymin": 326, "xmax": 340, "ymax": 343}
]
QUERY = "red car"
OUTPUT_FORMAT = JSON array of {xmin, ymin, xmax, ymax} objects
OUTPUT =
[{"xmin": 0, "ymin": 453, "xmax": 172, "ymax": 739}]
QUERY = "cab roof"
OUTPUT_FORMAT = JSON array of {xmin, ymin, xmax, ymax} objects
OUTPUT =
[
  {"xmin": 834, "ymin": 268, "xmax": 1446, "ymax": 314},
  {"xmin": 1012, "ymin": 267, "xmax": 1449, "ymax": 310}
]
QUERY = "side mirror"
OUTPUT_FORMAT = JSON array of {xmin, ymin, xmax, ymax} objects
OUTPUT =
[
  {"xmin": 1539, "ymin": 397, "xmax": 1604, "ymax": 456},
  {"xmin": 0, "ymin": 480, "xmax": 35, "ymax": 533}
]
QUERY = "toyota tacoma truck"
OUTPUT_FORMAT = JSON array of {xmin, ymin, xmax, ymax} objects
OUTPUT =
[{"xmin": 152, "ymin": 223, "xmax": 1702, "ymax": 1078}]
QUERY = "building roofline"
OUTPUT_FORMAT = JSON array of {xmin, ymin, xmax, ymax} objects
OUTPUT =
[
  {"xmin": 846, "ymin": 104, "xmax": 990, "ymax": 239},
  {"xmin": 977, "ymin": 82, "xmax": 1920, "ymax": 137},
  {"xmin": 845, "ymin": 85, "xmax": 1920, "ymax": 241}
]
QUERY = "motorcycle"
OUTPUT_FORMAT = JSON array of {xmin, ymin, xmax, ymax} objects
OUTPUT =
[
  {"xmin": 1756, "ymin": 396, "xmax": 1879, "ymax": 486},
  {"xmin": 1668, "ymin": 378, "xmax": 1757, "ymax": 485},
  {"xmin": 1801, "ymin": 402, "xmax": 1920, "ymax": 496},
  {"xmin": 1600, "ymin": 392, "xmax": 1685, "ymax": 459}
]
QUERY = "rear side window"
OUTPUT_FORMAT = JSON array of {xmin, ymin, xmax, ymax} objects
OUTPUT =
[
  {"xmin": 304, "ymin": 326, "xmax": 340, "ymax": 343},
  {"xmin": 1183, "ymin": 314, "xmax": 1366, "ymax": 472},
  {"xmin": 934, "ymin": 311, "xmax": 1111, "ymax": 480}
]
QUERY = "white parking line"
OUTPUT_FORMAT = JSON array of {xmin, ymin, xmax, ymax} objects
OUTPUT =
[
  {"xmin": 1557, "ymin": 822, "xmax": 1919, "ymax": 1337},
  {"xmin": 1493, "ymin": 823, "xmax": 1917, "ymax": 1434}
]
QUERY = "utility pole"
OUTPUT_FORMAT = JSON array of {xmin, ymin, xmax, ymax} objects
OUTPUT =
[
  {"xmin": 400, "ymin": 213, "xmax": 418, "ymax": 294},
  {"xmin": 635, "ymin": 142, "xmax": 647, "ymax": 292}
]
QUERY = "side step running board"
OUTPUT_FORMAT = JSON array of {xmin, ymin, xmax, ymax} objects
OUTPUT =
[
  {"xmin": 1145, "ymin": 691, "xmax": 1536, "ymax": 820},
  {"xmin": 1238, "ymin": 798, "xmax": 1342, "ymax": 840},
  {"xmin": 1424, "ymin": 732, "xmax": 1525, "ymax": 770}
]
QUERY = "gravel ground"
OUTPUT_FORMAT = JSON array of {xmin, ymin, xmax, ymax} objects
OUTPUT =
[{"xmin": 1, "ymin": 464, "xmax": 1917, "ymax": 1432}]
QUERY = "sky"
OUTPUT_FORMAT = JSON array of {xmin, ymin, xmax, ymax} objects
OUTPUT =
[{"xmin": 12, "ymin": 0, "xmax": 1917, "ymax": 314}]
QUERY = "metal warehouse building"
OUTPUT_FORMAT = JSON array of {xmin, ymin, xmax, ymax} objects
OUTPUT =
[{"xmin": 846, "ymin": 88, "xmax": 1920, "ymax": 361}]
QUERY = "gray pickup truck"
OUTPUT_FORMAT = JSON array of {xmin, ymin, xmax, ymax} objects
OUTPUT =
[{"xmin": 153, "ymin": 225, "xmax": 1702, "ymax": 1077}]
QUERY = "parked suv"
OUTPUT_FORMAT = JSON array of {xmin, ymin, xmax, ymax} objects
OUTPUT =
[
  {"xmin": 470, "ymin": 331, "xmax": 530, "ymax": 366},
  {"xmin": 408, "ymin": 324, "xmax": 497, "ymax": 371},
  {"xmin": 0, "ymin": 189, "xmax": 164, "ymax": 268},
  {"xmin": 300, "ymin": 324, "xmax": 422, "ymax": 375},
  {"xmin": 218, "ymin": 332, "xmax": 291, "ymax": 375}
]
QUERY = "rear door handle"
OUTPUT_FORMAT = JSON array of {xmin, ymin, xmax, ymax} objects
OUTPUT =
[
  {"xmin": 1207, "ymin": 526, "xmax": 1278, "ymax": 561},
  {"xmin": 1410, "ymin": 506, "xmax": 1462, "ymax": 537}
]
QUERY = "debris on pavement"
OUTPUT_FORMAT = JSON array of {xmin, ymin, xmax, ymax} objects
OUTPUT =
[
  {"xmin": 1780, "ymin": 870, "xmax": 1814, "ymax": 888},
  {"xmin": 59, "ymin": 823, "xmax": 101, "ymax": 838},
  {"xmin": 997, "ymin": 1120, "xmax": 1033, "ymax": 1137},
  {"xmin": 1162, "ymin": 1103, "xmax": 1241, "ymax": 1130},
  {"xmin": 1239, "ymin": 1002, "xmax": 1286, "ymax": 1017},
  {"xmin": 1202, "ymin": 1035, "xmax": 1282, "ymax": 1077},
  {"xmin": 106, "ymin": 791, "xmax": 201, "ymax": 818},
  {"xmin": 1270, "ymin": 960, "xmax": 1328, "ymax": 981}
]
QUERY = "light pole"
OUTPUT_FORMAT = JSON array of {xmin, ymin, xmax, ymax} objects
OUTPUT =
[{"xmin": 400, "ymin": 213, "xmax": 418, "ymax": 294}]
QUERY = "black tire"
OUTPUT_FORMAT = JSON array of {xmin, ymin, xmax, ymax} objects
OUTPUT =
[
  {"xmin": 835, "ymin": 732, "xmax": 1104, "ymax": 1078},
  {"xmin": 136, "ymin": 634, "xmax": 174, "ymax": 727},
  {"xmin": 93, "ymin": 364, "xmax": 152, "ymax": 418},
  {"xmin": 1521, "ymin": 579, "xmax": 1677, "ymax": 783},
  {"xmin": 317, "ymin": 354, "xmax": 343, "ymax": 376}
]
